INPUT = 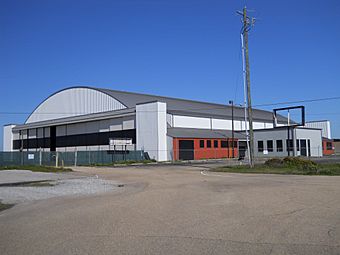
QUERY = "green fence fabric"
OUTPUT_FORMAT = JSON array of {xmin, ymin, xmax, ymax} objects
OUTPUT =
[{"xmin": 0, "ymin": 150, "xmax": 145, "ymax": 167}]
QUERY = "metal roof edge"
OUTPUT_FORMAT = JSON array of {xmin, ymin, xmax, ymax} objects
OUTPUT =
[
  {"xmin": 24, "ymin": 86, "xmax": 129, "ymax": 124},
  {"xmin": 13, "ymin": 107, "xmax": 136, "ymax": 131}
]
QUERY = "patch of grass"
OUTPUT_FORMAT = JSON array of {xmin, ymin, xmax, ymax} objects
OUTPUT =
[
  {"xmin": 0, "ymin": 201, "xmax": 14, "ymax": 212},
  {"xmin": 315, "ymin": 163, "xmax": 340, "ymax": 175},
  {"xmin": 213, "ymin": 157, "xmax": 340, "ymax": 176},
  {"xmin": 0, "ymin": 165, "xmax": 72, "ymax": 173}
]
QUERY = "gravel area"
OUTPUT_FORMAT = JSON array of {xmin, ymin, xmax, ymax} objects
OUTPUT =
[
  {"xmin": 0, "ymin": 170, "xmax": 72, "ymax": 184},
  {"xmin": 0, "ymin": 171, "xmax": 122, "ymax": 204}
]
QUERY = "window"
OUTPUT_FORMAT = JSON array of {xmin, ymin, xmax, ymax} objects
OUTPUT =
[
  {"xmin": 207, "ymin": 140, "xmax": 211, "ymax": 148},
  {"xmin": 200, "ymin": 140, "xmax": 205, "ymax": 148},
  {"xmin": 296, "ymin": 139, "xmax": 300, "ymax": 151},
  {"xmin": 214, "ymin": 140, "xmax": 219, "ymax": 148},
  {"xmin": 228, "ymin": 140, "xmax": 237, "ymax": 148},
  {"xmin": 327, "ymin": 142, "xmax": 333, "ymax": 150},
  {"xmin": 258, "ymin": 141, "xmax": 264, "ymax": 152},
  {"xmin": 267, "ymin": 140, "xmax": 273, "ymax": 152},
  {"xmin": 276, "ymin": 140, "xmax": 283, "ymax": 152},
  {"xmin": 221, "ymin": 140, "xmax": 228, "ymax": 148},
  {"xmin": 233, "ymin": 141, "xmax": 238, "ymax": 148},
  {"xmin": 286, "ymin": 139, "xmax": 293, "ymax": 152}
]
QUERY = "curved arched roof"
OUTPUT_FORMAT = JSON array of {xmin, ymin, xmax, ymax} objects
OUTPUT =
[
  {"xmin": 26, "ymin": 86, "xmax": 287, "ymax": 124},
  {"xmin": 26, "ymin": 87, "xmax": 126, "ymax": 124}
]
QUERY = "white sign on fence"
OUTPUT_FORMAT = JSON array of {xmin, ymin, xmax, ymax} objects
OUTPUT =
[
  {"xmin": 28, "ymin": 154, "xmax": 35, "ymax": 160},
  {"xmin": 109, "ymin": 138, "xmax": 133, "ymax": 146}
]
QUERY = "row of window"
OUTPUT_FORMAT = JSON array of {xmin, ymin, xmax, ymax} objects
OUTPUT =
[
  {"xmin": 258, "ymin": 139, "xmax": 309, "ymax": 153},
  {"xmin": 258, "ymin": 140, "xmax": 278, "ymax": 152},
  {"xmin": 199, "ymin": 140, "xmax": 237, "ymax": 149},
  {"xmin": 324, "ymin": 142, "xmax": 333, "ymax": 150},
  {"xmin": 13, "ymin": 129, "xmax": 137, "ymax": 150}
]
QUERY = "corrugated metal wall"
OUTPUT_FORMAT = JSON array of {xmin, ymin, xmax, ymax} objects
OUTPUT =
[
  {"xmin": 305, "ymin": 121, "xmax": 331, "ymax": 139},
  {"xmin": 26, "ymin": 88, "xmax": 126, "ymax": 123}
]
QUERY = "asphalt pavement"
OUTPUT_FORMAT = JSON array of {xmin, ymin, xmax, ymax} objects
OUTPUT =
[{"xmin": 0, "ymin": 165, "xmax": 339, "ymax": 255}]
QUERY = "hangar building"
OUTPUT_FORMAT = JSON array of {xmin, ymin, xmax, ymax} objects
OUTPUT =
[{"xmin": 3, "ymin": 86, "xmax": 323, "ymax": 161}]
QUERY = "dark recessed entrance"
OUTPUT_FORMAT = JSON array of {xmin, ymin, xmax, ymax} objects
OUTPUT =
[
  {"xmin": 50, "ymin": 126, "xmax": 56, "ymax": 152},
  {"xmin": 300, "ymin": 139, "xmax": 307, "ymax": 156},
  {"xmin": 179, "ymin": 140, "xmax": 194, "ymax": 160}
]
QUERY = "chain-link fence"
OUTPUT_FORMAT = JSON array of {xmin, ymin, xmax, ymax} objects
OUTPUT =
[
  {"xmin": 171, "ymin": 146, "xmax": 328, "ymax": 161},
  {"xmin": 0, "ymin": 146, "xmax": 331, "ymax": 167},
  {"xmin": 0, "ymin": 150, "xmax": 146, "ymax": 167}
]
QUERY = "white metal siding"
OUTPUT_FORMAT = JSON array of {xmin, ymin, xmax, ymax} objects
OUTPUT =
[
  {"xmin": 173, "ymin": 115, "xmax": 211, "ymax": 129},
  {"xmin": 253, "ymin": 122, "xmax": 266, "ymax": 130},
  {"xmin": 3, "ymin": 125, "xmax": 16, "ymax": 151},
  {"xmin": 212, "ymin": 119, "xmax": 232, "ymax": 130},
  {"xmin": 295, "ymin": 128, "xmax": 323, "ymax": 157},
  {"xmin": 305, "ymin": 121, "xmax": 331, "ymax": 139},
  {"xmin": 253, "ymin": 128, "xmax": 322, "ymax": 157},
  {"xmin": 26, "ymin": 88, "xmax": 126, "ymax": 123},
  {"xmin": 167, "ymin": 114, "xmax": 173, "ymax": 127},
  {"xmin": 136, "ymin": 102, "xmax": 167, "ymax": 161},
  {"xmin": 172, "ymin": 115, "xmax": 273, "ymax": 132},
  {"xmin": 57, "ymin": 116, "xmax": 135, "ymax": 136}
]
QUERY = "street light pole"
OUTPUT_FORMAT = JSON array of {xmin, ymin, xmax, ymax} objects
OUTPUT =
[{"xmin": 229, "ymin": 100, "xmax": 234, "ymax": 158}]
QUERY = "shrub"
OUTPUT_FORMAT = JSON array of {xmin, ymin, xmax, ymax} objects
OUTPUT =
[
  {"xmin": 264, "ymin": 158, "xmax": 284, "ymax": 167},
  {"xmin": 283, "ymin": 157, "xmax": 318, "ymax": 173},
  {"xmin": 264, "ymin": 157, "xmax": 318, "ymax": 174}
]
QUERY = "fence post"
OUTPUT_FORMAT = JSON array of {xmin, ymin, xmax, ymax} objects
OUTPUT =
[
  {"xmin": 56, "ymin": 152, "xmax": 59, "ymax": 168},
  {"xmin": 74, "ymin": 150, "xmax": 77, "ymax": 167},
  {"xmin": 39, "ymin": 148, "xmax": 42, "ymax": 166}
]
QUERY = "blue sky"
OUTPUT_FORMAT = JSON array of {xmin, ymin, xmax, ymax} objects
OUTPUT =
[{"xmin": 1, "ymin": 0, "xmax": 340, "ymax": 148}]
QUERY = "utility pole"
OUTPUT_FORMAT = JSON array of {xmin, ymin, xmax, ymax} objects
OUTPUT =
[
  {"xmin": 229, "ymin": 100, "xmax": 234, "ymax": 158},
  {"xmin": 238, "ymin": 6, "xmax": 255, "ymax": 167}
]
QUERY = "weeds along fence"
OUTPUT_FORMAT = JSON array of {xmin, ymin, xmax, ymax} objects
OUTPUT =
[{"xmin": 0, "ymin": 150, "xmax": 146, "ymax": 167}]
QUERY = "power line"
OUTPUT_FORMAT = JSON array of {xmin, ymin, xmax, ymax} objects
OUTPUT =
[
  {"xmin": 253, "ymin": 96, "xmax": 340, "ymax": 107},
  {"xmin": 2, "ymin": 111, "xmax": 340, "ymax": 116}
]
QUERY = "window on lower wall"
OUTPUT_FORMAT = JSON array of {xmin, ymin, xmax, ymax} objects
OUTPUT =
[
  {"xmin": 296, "ymin": 139, "xmax": 300, "ymax": 151},
  {"xmin": 221, "ymin": 140, "xmax": 228, "ymax": 148},
  {"xmin": 276, "ymin": 140, "xmax": 283, "ymax": 152},
  {"xmin": 286, "ymin": 139, "xmax": 294, "ymax": 152},
  {"xmin": 214, "ymin": 140, "xmax": 219, "ymax": 148},
  {"xmin": 207, "ymin": 140, "xmax": 211, "ymax": 148},
  {"xmin": 267, "ymin": 140, "xmax": 273, "ymax": 152},
  {"xmin": 327, "ymin": 142, "xmax": 333, "ymax": 150},
  {"xmin": 229, "ymin": 141, "xmax": 237, "ymax": 148},
  {"xmin": 200, "ymin": 140, "xmax": 205, "ymax": 148},
  {"xmin": 258, "ymin": 141, "xmax": 264, "ymax": 152},
  {"xmin": 13, "ymin": 129, "xmax": 137, "ymax": 150}
]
